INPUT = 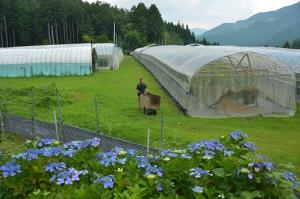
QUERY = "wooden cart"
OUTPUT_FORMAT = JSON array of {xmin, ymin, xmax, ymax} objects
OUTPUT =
[{"xmin": 140, "ymin": 93, "xmax": 160, "ymax": 115}]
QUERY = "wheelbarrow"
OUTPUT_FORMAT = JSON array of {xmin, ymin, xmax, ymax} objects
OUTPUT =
[{"xmin": 140, "ymin": 93, "xmax": 160, "ymax": 115}]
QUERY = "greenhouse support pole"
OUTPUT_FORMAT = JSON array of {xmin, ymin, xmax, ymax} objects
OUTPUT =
[
  {"xmin": 53, "ymin": 110, "xmax": 59, "ymax": 141},
  {"xmin": 160, "ymin": 112, "xmax": 164, "ymax": 150},
  {"xmin": 147, "ymin": 129, "xmax": 150, "ymax": 155},
  {"xmin": 94, "ymin": 96, "xmax": 100, "ymax": 133},
  {"xmin": 3, "ymin": 15, "xmax": 8, "ymax": 47},
  {"xmin": 31, "ymin": 88, "xmax": 36, "ymax": 137}
]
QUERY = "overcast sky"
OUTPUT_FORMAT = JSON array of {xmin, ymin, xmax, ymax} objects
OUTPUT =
[{"xmin": 86, "ymin": 0, "xmax": 299, "ymax": 29}]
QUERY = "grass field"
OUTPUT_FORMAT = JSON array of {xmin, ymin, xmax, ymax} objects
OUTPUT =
[{"xmin": 0, "ymin": 55, "xmax": 299, "ymax": 176}]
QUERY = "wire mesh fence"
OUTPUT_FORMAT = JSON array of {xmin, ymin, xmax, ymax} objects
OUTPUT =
[{"xmin": 0, "ymin": 83, "xmax": 157, "ymax": 153}]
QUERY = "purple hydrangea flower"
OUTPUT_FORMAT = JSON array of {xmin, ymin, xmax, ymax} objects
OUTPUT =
[
  {"xmin": 190, "ymin": 168, "xmax": 210, "ymax": 178},
  {"xmin": 242, "ymin": 142, "xmax": 256, "ymax": 151},
  {"xmin": 94, "ymin": 174, "xmax": 115, "ymax": 188},
  {"xmin": 192, "ymin": 186, "xmax": 203, "ymax": 193},
  {"xmin": 50, "ymin": 168, "xmax": 87, "ymax": 185},
  {"xmin": 0, "ymin": 161, "xmax": 21, "ymax": 177},
  {"xmin": 37, "ymin": 138, "xmax": 56, "ymax": 147},
  {"xmin": 230, "ymin": 131, "xmax": 248, "ymax": 141},
  {"xmin": 145, "ymin": 164, "xmax": 163, "ymax": 177},
  {"xmin": 44, "ymin": 162, "xmax": 66, "ymax": 172}
]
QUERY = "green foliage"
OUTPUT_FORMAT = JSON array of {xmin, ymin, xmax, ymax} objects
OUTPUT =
[
  {"xmin": 282, "ymin": 39, "xmax": 300, "ymax": 49},
  {"xmin": 0, "ymin": 133, "xmax": 298, "ymax": 198},
  {"xmin": 0, "ymin": 0, "xmax": 195, "ymax": 49}
]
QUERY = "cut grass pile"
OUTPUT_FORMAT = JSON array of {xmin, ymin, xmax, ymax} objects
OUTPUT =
[{"xmin": 0, "ymin": 56, "xmax": 299, "ymax": 176}]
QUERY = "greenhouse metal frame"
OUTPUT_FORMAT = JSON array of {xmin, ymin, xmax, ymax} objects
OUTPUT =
[{"xmin": 133, "ymin": 45, "xmax": 296, "ymax": 117}]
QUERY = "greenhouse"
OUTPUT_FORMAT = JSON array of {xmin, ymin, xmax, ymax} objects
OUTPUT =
[
  {"xmin": 0, "ymin": 44, "xmax": 92, "ymax": 77},
  {"xmin": 93, "ymin": 43, "xmax": 123, "ymax": 70},
  {"xmin": 0, "ymin": 43, "xmax": 123, "ymax": 78},
  {"xmin": 133, "ymin": 45, "xmax": 296, "ymax": 117}
]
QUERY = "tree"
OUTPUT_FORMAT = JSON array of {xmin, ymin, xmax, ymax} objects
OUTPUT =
[
  {"xmin": 283, "ymin": 41, "xmax": 290, "ymax": 48},
  {"xmin": 147, "ymin": 4, "xmax": 163, "ymax": 42}
]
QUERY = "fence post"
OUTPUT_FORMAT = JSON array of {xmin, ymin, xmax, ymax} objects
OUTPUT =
[
  {"xmin": 94, "ymin": 96, "xmax": 100, "ymax": 133},
  {"xmin": 56, "ymin": 89, "xmax": 64, "ymax": 142},
  {"xmin": 30, "ymin": 88, "xmax": 36, "ymax": 137},
  {"xmin": 0, "ymin": 100, "xmax": 5, "ymax": 135},
  {"xmin": 53, "ymin": 110, "xmax": 59, "ymax": 141},
  {"xmin": 160, "ymin": 112, "xmax": 164, "ymax": 150},
  {"xmin": 147, "ymin": 129, "xmax": 150, "ymax": 155}
]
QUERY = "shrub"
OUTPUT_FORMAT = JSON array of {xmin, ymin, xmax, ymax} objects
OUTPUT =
[{"xmin": 0, "ymin": 132, "xmax": 299, "ymax": 198}]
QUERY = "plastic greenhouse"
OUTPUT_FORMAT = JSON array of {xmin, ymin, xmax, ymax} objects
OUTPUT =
[
  {"xmin": 93, "ymin": 43, "xmax": 123, "ymax": 70},
  {"xmin": 133, "ymin": 45, "xmax": 296, "ymax": 117},
  {"xmin": 0, "ymin": 43, "xmax": 123, "ymax": 78}
]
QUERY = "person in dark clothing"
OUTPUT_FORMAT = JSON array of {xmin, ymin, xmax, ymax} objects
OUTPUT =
[{"xmin": 136, "ymin": 78, "xmax": 147, "ymax": 108}]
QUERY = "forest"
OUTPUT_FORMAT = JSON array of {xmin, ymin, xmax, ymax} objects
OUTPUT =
[{"xmin": 0, "ymin": 0, "xmax": 196, "ymax": 51}]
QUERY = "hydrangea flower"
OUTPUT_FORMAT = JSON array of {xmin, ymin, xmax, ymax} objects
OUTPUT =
[
  {"xmin": 156, "ymin": 184, "xmax": 163, "ymax": 191},
  {"xmin": 283, "ymin": 171, "xmax": 297, "ymax": 181},
  {"xmin": 37, "ymin": 138, "xmax": 56, "ymax": 147},
  {"xmin": 192, "ymin": 186, "xmax": 203, "ymax": 193},
  {"xmin": 44, "ymin": 162, "xmax": 66, "ymax": 172},
  {"xmin": 96, "ymin": 152, "xmax": 117, "ymax": 167},
  {"xmin": 15, "ymin": 149, "xmax": 42, "ymax": 161},
  {"xmin": 135, "ymin": 156, "xmax": 148, "ymax": 168},
  {"xmin": 248, "ymin": 173, "xmax": 254, "ymax": 180},
  {"xmin": 0, "ymin": 161, "xmax": 21, "ymax": 177},
  {"xmin": 63, "ymin": 138, "xmax": 100, "ymax": 151},
  {"xmin": 190, "ymin": 168, "xmax": 211, "ymax": 178},
  {"xmin": 94, "ymin": 174, "xmax": 115, "ymax": 188},
  {"xmin": 145, "ymin": 164, "xmax": 163, "ymax": 177},
  {"xmin": 50, "ymin": 168, "xmax": 87, "ymax": 185},
  {"xmin": 242, "ymin": 142, "xmax": 256, "ymax": 151},
  {"xmin": 230, "ymin": 131, "xmax": 248, "ymax": 141},
  {"xmin": 126, "ymin": 149, "xmax": 136, "ymax": 157},
  {"xmin": 224, "ymin": 151, "xmax": 234, "ymax": 156},
  {"xmin": 181, "ymin": 154, "xmax": 192, "ymax": 159},
  {"xmin": 160, "ymin": 149, "xmax": 177, "ymax": 158},
  {"xmin": 42, "ymin": 147, "xmax": 64, "ymax": 157},
  {"xmin": 248, "ymin": 162, "xmax": 273, "ymax": 172},
  {"xmin": 188, "ymin": 140, "xmax": 224, "ymax": 154}
]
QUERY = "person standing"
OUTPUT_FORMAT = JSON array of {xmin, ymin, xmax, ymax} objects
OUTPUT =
[{"xmin": 136, "ymin": 78, "xmax": 147, "ymax": 108}]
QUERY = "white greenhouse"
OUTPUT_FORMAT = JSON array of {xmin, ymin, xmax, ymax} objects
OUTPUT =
[
  {"xmin": 133, "ymin": 45, "xmax": 296, "ymax": 118},
  {"xmin": 0, "ymin": 43, "xmax": 123, "ymax": 77}
]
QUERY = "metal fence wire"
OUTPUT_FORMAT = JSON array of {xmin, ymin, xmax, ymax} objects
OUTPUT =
[{"xmin": 3, "ymin": 114, "xmax": 156, "ymax": 153}]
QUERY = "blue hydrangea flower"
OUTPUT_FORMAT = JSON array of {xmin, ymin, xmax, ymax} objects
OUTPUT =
[
  {"xmin": 15, "ymin": 149, "xmax": 42, "ymax": 161},
  {"xmin": 242, "ymin": 142, "xmax": 256, "ymax": 151},
  {"xmin": 94, "ymin": 174, "xmax": 115, "ymax": 188},
  {"xmin": 135, "ymin": 156, "xmax": 148, "ymax": 168},
  {"xmin": 90, "ymin": 137, "xmax": 101, "ymax": 147},
  {"xmin": 230, "ymin": 131, "xmax": 248, "ymax": 141},
  {"xmin": 188, "ymin": 140, "xmax": 224, "ymax": 154},
  {"xmin": 145, "ymin": 164, "xmax": 163, "ymax": 177},
  {"xmin": 224, "ymin": 151, "xmax": 234, "ymax": 156},
  {"xmin": 37, "ymin": 138, "xmax": 56, "ymax": 147},
  {"xmin": 181, "ymin": 154, "xmax": 192, "ymax": 159},
  {"xmin": 248, "ymin": 162, "xmax": 273, "ymax": 172},
  {"xmin": 44, "ymin": 162, "xmax": 66, "ymax": 172},
  {"xmin": 248, "ymin": 173, "xmax": 254, "ymax": 180},
  {"xmin": 190, "ymin": 168, "xmax": 210, "ymax": 178},
  {"xmin": 0, "ymin": 161, "xmax": 21, "ymax": 177},
  {"xmin": 96, "ymin": 151, "xmax": 117, "ymax": 167},
  {"xmin": 63, "ymin": 149, "xmax": 78, "ymax": 157},
  {"xmin": 192, "ymin": 186, "xmax": 203, "ymax": 193},
  {"xmin": 283, "ymin": 171, "xmax": 297, "ymax": 181},
  {"xmin": 63, "ymin": 138, "xmax": 100, "ymax": 151},
  {"xmin": 160, "ymin": 149, "xmax": 177, "ymax": 158},
  {"xmin": 42, "ymin": 147, "xmax": 64, "ymax": 157},
  {"xmin": 50, "ymin": 168, "xmax": 87, "ymax": 185},
  {"xmin": 127, "ymin": 149, "xmax": 136, "ymax": 157},
  {"xmin": 156, "ymin": 184, "xmax": 163, "ymax": 191}
]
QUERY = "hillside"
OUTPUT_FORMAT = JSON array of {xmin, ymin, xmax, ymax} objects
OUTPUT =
[{"xmin": 201, "ymin": 2, "xmax": 300, "ymax": 46}]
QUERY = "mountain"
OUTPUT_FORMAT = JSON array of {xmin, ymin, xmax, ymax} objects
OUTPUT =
[
  {"xmin": 201, "ymin": 2, "xmax": 300, "ymax": 46},
  {"xmin": 191, "ymin": 28, "xmax": 207, "ymax": 36}
]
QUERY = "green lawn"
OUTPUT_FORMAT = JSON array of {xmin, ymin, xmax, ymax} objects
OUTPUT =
[{"xmin": 0, "ymin": 56, "xmax": 299, "ymax": 176}]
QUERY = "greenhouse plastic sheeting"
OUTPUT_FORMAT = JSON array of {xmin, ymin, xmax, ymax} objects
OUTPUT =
[
  {"xmin": 0, "ymin": 45, "xmax": 92, "ymax": 77},
  {"xmin": 133, "ymin": 45, "xmax": 296, "ymax": 118},
  {"xmin": 93, "ymin": 43, "xmax": 123, "ymax": 69}
]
